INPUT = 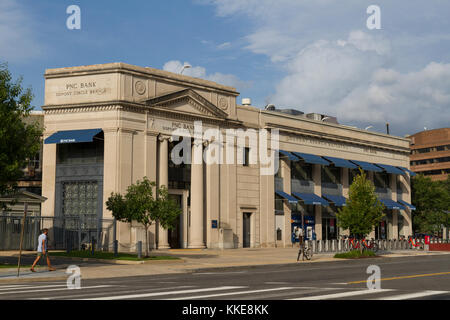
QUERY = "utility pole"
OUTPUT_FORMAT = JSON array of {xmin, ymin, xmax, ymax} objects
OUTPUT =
[{"xmin": 17, "ymin": 203, "xmax": 28, "ymax": 277}]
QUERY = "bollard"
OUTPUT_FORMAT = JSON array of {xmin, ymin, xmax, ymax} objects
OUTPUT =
[
  {"xmin": 91, "ymin": 237, "xmax": 96, "ymax": 255},
  {"xmin": 113, "ymin": 240, "xmax": 118, "ymax": 257},
  {"xmin": 137, "ymin": 241, "xmax": 142, "ymax": 259},
  {"xmin": 66, "ymin": 237, "xmax": 72, "ymax": 254}
]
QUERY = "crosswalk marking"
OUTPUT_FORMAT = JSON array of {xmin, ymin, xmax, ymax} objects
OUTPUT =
[
  {"xmin": 375, "ymin": 291, "xmax": 448, "ymax": 300},
  {"xmin": 0, "ymin": 285, "xmax": 113, "ymax": 296},
  {"xmin": 81, "ymin": 286, "xmax": 246, "ymax": 300},
  {"xmin": 37, "ymin": 285, "xmax": 196, "ymax": 300},
  {"xmin": 0, "ymin": 284, "xmax": 67, "ymax": 292},
  {"xmin": 289, "ymin": 289, "xmax": 394, "ymax": 300},
  {"xmin": 170, "ymin": 287, "xmax": 297, "ymax": 300}
]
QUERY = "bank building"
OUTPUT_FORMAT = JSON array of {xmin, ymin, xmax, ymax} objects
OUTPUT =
[{"xmin": 41, "ymin": 63, "xmax": 415, "ymax": 251}]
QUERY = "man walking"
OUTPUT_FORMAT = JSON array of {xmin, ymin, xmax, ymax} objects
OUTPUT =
[{"xmin": 30, "ymin": 228, "xmax": 56, "ymax": 272}]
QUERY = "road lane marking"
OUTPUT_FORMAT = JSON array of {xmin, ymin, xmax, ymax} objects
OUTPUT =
[
  {"xmin": 80, "ymin": 286, "xmax": 246, "ymax": 300},
  {"xmin": 0, "ymin": 285, "xmax": 113, "ymax": 296},
  {"xmin": 375, "ymin": 291, "xmax": 448, "ymax": 300},
  {"xmin": 347, "ymin": 271, "xmax": 450, "ymax": 284},
  {"xmin": 169, "ymin": 287, "xmax": 296, "ymax": 300},
  {"xmin": 289, "ymin": 289, "xmax": 394, "ymax": 300}
]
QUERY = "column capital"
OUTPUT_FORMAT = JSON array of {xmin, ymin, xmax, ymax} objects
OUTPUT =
[{"xmin": 158, "ymin": 134, "xmax": 171, "ymax": 142}]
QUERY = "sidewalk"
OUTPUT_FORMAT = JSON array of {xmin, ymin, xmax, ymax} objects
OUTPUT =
[{"xmin": 1, "ymin": 247, "xmax": 449, "ymax": 282}]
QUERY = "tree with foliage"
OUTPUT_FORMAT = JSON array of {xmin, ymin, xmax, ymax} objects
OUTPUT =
[
  {"xmin": 106, "ymin": 177, "xmax": 181, "ymax": 257},
  {"xmin": 0, "ymin": 63, "xmax": 42, "ymax": 197},
  {"xmin": 336, "ymin": 169, "xmax": 385, "ymax": 252},
  {"xmin": 411, "ymin": 174, "xmax": 449, "ymax": 235}
]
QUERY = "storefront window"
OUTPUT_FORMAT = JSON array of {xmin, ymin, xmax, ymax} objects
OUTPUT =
[
  {"xmin": 291, "ymin": 161, "xmax": 312, "ymax": 181},
  {"xmin": 321, "ymin": 165, "xmax": 341, "ymax": 185},
  {"xmin": 348, "ymin": 168, "xmax": 360, "ymax": 186},
  {"xmin": 374, "ymin": 171, "xmax": 390, "ymax": 189},
  {"xmin": 275, "ymin": 193, "xmax": 284, "ymax": 213}
]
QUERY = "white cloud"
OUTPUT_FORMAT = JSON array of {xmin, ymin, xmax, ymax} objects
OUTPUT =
[
  {"xmin": 0, "ymin": 0, "xmax": 42, "ymax": 62},
  {"xmin": 202, "ymin": 0, "xmax": 450, "ymax": 134},
  {"xmin": 217, "ymin": 41, "xmax": 231, "ymax": 49},
  {"xmin": 163, "ymin": 60, "xmax": 251, "ymax": 89}
]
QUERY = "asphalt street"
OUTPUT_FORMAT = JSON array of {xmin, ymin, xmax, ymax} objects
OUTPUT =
[{"xmin": 1, "ymin": 254, "xmax": 449, "ymax": 300}]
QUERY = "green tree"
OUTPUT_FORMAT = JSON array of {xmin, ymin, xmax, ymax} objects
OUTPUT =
[
  {"xmin": 106, "ymin": 177, "xmax": 181, "ymax": 257},
  {"xmin": 336, "ymin": 169, "xmax": 385, "ymax": 252},
  {"xmin": 0, "ymin": 63, "xmax": 42, "ymax": 197},
  {"xmin": 412, "ymin": 174, "xmax": 449, "ymax": 235}
]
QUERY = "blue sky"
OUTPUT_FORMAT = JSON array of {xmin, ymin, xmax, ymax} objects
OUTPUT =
[{"xmin": 2, "ymin": 0, "xmax": 450, "ymax": 136}]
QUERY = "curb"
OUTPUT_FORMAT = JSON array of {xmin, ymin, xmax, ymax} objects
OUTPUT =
[{"xmin": 50, "ymin": 256, "xmax": 185, "ymax": 265}]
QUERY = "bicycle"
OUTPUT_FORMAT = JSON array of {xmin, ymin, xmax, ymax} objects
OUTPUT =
[
  {"xmin": 408, "ymin": 236, "xmax": 424, "ymax": 250},
  {"xmin": 361, "ymin": 238, "xmax": 378, "ymax": 252},
  {"xmin": 297, "ymin": 238, "xmax": 312, "ymax": 261}
]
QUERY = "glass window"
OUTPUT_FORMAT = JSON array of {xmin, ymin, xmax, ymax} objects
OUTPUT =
[
  {"xmin": 275, "ymin": 193, "xmax": 284, "ymax": 213},
  {"xmin": 348, "ymin": 168, "xmax": 360, "ymax": 186},
  {"xmin": 374, "ymin": 172, "xmax": 390, "ymax": 189},
  {"xmin": 321, "ymin": 166, "xmax": 341, "ymax": 184},
  {"xmin": 291, "ymin": 161, "xmax": 312, "ymax": 181},
  {"xmin": 62, "ymin": 181, "xmax": 98, "ymax": 229},
  {"xmin": 57, "ymin": 136, "xmax": 104, "ymax": 165},
  {"xmin": 243, "ymin": 147, "xmax": 250, "ymax": 166}
]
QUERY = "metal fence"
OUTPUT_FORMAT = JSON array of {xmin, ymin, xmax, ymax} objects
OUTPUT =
[
  {"xmin": 0, "ymin": 215, "xmax": 115, "ymax": 251},
  {"xmin": 304, "ymin": 237, "xmax": 450, "ymax": 254}
]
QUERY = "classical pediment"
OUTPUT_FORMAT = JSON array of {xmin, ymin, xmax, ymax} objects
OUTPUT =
[{"xmin": 144, "ymin": 89, "xmax": 228, "ymax": 119}]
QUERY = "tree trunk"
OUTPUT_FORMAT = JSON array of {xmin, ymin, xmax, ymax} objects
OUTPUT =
[{"xmin": 145, "ymin": 224, "xmax": 150, "ymax": 257}]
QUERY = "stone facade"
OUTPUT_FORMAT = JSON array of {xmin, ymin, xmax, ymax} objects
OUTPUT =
[{"xmin": 41, "ymin": 63, "xmax": 413, "ymax": 251}]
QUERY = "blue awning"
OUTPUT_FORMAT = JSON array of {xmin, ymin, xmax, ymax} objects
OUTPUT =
[
  {"xmin": 322, "ymin": 194, "xmax": 347, "ymax": 206},
  {"xmin": 398, "ymin": 199, "xmax": 416, "ymax": 210},
  {"xmin": 44, "ymin": 129, "xmax": 102, "ymax": 144},
  {"xmin": 291, "ymin": 152, "xmax": 330, "ymax": 166},
  {"xmin": 292, "ymin": 192, "xmax": 329, "ymax": 206},
  {"xmin": 378, "ymin": 198, "xmax": 405, "ymax": 210},
  {"xmin": 375, "ymin": 163, "xmax": 405, "ymax": 175},
  {"xmin": 278, "ymin": 150, "xmax": 300, "ymax": 161},
  {"xmin": 322, "ymin": 156, "xmax": 358, "ymax": 169},
  {"xmin": 397, "ymin": 166, "xmax": 417, "ymax": 177},
  {"xmin": 350, "ymin": 160, "xmax": 383, "ymax": 172},
  {"xmin": 275, "ymin": 190, "xmax": 298, "ymax": 203}
]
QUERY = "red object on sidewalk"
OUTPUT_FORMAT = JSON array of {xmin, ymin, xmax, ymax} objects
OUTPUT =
[
  {"xmin": 429, "ymin": 243, "xmax": 450, "ymax": 251},
  {"xmin": 424, "ymin": 236, "xmax": 430, "ymax": 245}
]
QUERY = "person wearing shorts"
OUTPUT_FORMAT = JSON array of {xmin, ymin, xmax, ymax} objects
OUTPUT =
[{"xmin": 30, "ymin": 228, "xmax": 56, "ymax": 272}]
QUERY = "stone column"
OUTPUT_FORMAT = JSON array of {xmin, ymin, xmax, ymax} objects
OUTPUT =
[
  {"xmin": 157, "ymin": 135, "xmax": 170, "ymax": 249},
  {"xmin": 340, "ymin": 168, "xmax": 350, "ymax": 237},
  {"xmin": 281, "ymin": 158, "xmax": 292, "ymax": 247},
  {"xmin": 189, "ymin": 139, "xmax": 206, "ymax": 248},
  {"xmin": 390, "ymin": 174, "xmax": 398, "ymax": 239},
  {"xmin": 313, "ymin": 164, "xmax": 322, "ymax": 240}
]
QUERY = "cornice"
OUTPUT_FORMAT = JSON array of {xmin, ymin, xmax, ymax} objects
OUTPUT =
[{"xmin": 267, "ymin": 123, "xmax": 410, "ymax": 155}]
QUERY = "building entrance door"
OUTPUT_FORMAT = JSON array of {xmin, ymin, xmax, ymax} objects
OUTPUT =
[
  {"xmin": 243, "ymin": 212, "xmax": 251, "ymax": 248},
  {"xmin": 168, "ymin": 194, "xmax": 182, "ymax": 249}
]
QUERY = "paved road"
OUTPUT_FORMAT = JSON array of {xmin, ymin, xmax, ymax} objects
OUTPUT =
[{"xmin": 1, "ymin": 254, "xmax": 449, "ymax": 300}]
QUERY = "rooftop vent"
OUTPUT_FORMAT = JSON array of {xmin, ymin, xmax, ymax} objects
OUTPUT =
[
  {"xmin": 241, "ymin": 98, "xmax": 251, "ymax": 106},
  {"xmin": 265, "ymin": 104, "xmax": 276, "ymax": 111}
]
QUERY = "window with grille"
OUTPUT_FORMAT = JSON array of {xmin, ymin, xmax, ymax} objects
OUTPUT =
[{"xmin": 62, "ymin": 181, "xmax": 98, "ymax": 229}]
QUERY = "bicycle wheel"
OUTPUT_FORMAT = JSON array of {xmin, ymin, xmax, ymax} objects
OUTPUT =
[
  {"xmin": 372, "ymin": 243, "xmax": 378, "ymax": 252},
  {"xmin": 304, "ymin": 247, "xmax": 312, "ymax": 260}
]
